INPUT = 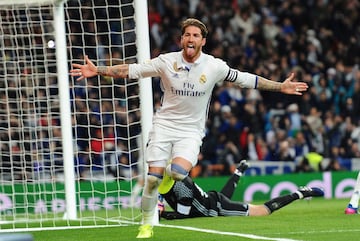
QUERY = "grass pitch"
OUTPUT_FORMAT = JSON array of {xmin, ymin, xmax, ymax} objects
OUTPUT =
[{"xmin": 26, "ymin": 198, "xmax": 360, "ymax": 241}]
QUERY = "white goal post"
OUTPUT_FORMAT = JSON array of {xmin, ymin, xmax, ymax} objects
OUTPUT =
[
  {"xmin": 0, "ymin": 0, "xmax": 152, "ymax": 230},
  {"xmin": 8, "ymin": 0, "xmax": 61, "ymax": 5}
]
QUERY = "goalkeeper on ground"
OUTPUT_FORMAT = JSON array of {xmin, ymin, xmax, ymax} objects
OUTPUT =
[{"xmin": 158, "ymin": 160, "xmax": 324, "ymax": 219}]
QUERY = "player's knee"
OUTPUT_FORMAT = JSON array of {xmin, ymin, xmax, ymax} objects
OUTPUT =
[{"xmin": 166, "ymin": 163, "xmax": 188, "ymax": 181}]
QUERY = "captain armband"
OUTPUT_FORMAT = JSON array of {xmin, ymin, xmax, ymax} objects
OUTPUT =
[{"xmin": 224, "ymin": 68, "xmax": 258, "ymax": 89}]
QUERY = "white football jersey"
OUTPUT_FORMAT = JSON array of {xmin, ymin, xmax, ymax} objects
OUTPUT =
[{"xmin": 129, "ymin": 51, "xmax": 257, "ymax": 137}]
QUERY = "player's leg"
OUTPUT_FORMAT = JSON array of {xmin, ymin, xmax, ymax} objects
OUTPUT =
[
  {"xmin": 137, "ymin": 128, "xmax": 172, "ymax": 239},
  {"xmin": 138, "ymin": 131, "xmax": 201, "ymax": 238},
  {"xmin": 216, "ymin": 192, "xmax": 249, "ymax": 216},
  {"xmin": 169, "ymin": 135, "xmax": 202, "ymax": 181},
  {"xmin": 258, "ymin": 186, "xmax": 324, "ymax": 215},
  {"xmin": 140, "ymin": 168, "xmax": 164, "ymax": 223},
  {"xmin": 345, "ymin": 172, "xmax": 360, "ymax": 214},
  {"xmin": 220, "ymin": 160, "xmax": 249, "ymax": 198},
  {"xmin": 167, "ymin": 158, "xmax": 192, "ymax": 180},
  {"xmin": 210, "ymin": 188, "xmax": 309, "ymax": 217},
  {"xmin": 137, "ymin": 167, "xmax": 163, "ymax": 239}
]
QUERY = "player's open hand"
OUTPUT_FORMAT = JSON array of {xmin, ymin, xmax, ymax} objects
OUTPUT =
[
  {"xmin": 70, "ymin": 55, "xmax": 98, "ymax": 81},
  {"xmin": 281, "ymin": 72, "xmax": 308, "ymax": 95}
]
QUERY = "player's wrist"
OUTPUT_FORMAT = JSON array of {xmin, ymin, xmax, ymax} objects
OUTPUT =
[
  {"xmin": 280, "ymin": 82, "xmax": 284, "ymax": 93},
  {"xmin": 96, "ymin": 66, "xmax": 108, "ymax": 76}
]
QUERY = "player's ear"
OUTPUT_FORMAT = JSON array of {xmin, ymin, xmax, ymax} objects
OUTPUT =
[{"xmin": 201, "ymin": 37, "xmax": 206, "ymax": 47}]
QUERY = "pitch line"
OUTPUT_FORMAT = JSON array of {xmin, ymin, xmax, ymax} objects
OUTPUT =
[
  {"xmin": 285, "ymin": 229, "xmax": 360, "ymax": 234},
  {"xmin": 158, "ymin": 223, "xmax": 301, "ymax": 241}
]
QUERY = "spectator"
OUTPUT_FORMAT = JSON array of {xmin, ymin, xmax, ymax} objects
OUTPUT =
[
  {"xmin": 90, "ymin": 129, "xmax": 105, "ymax": 171},
  {"xmin": 324, "ymin": 158, "xmax": 346, "ymax": 172},
  {"xmin": 273, "ymin": 140, "xmax": 295, "ymax": 162},
  {"xmin": 286, "ymin": 103, "xmax": 301, "ymax": 136},
  {"xmin": 306, "ymin": 107, "xmax": 323, "ymax": 135},
  {"xmin": 305, "ymin": 150, "xmax": 324, "ymax": 172},
  {"xmin": 294, "ymin": 157, "xmax": 314, "ymax": 173},
  {"xmin": 325, "ymin": 146, "xmax": 348, "ymax": 172},
  {"xmin": 3, "ymin": 0, "xmax": 360, "ymax": 182},
  {"xmin": 293, "ymin": 131, "xmax": 310, "ymax": 163}
]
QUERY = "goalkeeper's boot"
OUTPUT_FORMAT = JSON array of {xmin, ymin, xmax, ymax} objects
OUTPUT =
[
  {"xmin": 296, "ymin": 186, "xmax": 324, "ymax": 199},
  {"xmin": 136, "ymin": 224, "xmax": 153, "ymax": 239},
  {"xmin": 235, "ymin": 160, "xmax": 249, "ymax": 176},
  {"xmin": 345, "ymin": 204, "xmax": 358, "ymax": 214}
]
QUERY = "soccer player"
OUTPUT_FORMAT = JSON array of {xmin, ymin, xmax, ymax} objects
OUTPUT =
[
  {"xmin": 70, "ymin": 18, "xmax": 309, "ymax": 238},
  {"xmin": 345, "ymin": 172, "xmax": 360, "ymax": 214},
  {"xmin": 157, "ymin": 160, "xmax": 324, "ymax": 220}
]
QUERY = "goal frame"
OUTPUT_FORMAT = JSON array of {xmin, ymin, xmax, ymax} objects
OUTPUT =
[
  {"xmin": 0, "ymin": 0, "xmax": 153, "ymax": 225},
  {"xmin": 0, "ymin": 0, "xmax": 61, "ymax": 6}
]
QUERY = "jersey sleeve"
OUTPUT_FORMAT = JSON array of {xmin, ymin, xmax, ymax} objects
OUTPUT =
[
  {"xmin": 214, "ymin": 58, "xmax": 258, "ymax": 89},
  {"xmin": 128, "ymin": 57, "xmax": 162, "ymax": 79},
  {"xmin": 224, "ymin": 68, "xmax": 258, "ymax": 88},
  {"xmin": 161, "ymin": 211, "xmax": 191, "ymax": 220}
]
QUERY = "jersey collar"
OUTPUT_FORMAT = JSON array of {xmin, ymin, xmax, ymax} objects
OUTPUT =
[{"xmin": 174, "ymin": 51, "xmax": 204, "ymax": 71}]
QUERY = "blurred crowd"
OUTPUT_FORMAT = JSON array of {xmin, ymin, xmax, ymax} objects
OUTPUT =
[
  {"xmin": 1, "ymin": 0, "xmax": 360, "ymax": 182},
  {"xmin": 0, "ymin": 0, "xmax": 141, "ymax": 181},
  {"xmin": 146, "ymin": 0, "xmax": 360, "ymax": 176}
]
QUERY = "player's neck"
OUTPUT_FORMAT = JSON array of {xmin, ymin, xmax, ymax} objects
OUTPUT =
[{"xmin": 182, "ymin": 50, "xmax": 201, "ymax": 63}]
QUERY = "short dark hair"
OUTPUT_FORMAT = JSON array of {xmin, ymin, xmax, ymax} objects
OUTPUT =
[{"xmin": 181, "ymin": 18, "xmax": 208, "ymax": 38}]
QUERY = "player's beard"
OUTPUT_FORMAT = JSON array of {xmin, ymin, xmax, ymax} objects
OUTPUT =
[{"xmin": 183, "ymin": 44, "xmax": 201, "ymax": 62}]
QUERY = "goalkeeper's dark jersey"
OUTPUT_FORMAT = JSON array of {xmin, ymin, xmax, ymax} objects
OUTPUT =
[{"xmin": 161, "ymin": 176, "xmax": 248, "ymax": 218}]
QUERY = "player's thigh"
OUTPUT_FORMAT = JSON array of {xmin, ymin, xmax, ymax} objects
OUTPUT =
[
  {"xmin": 172, "ymin": 135, "xmax": 202, "ymax": 167},
  {"xmin": 146, "ymin": 129, "xmax": 172, "ymax": 167},
  {"xmin": 218, "ymin": 192, "xmax": 249, "ymax": 216}
]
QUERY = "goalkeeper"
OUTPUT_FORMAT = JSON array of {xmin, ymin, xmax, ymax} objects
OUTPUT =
[{"xmin": 158, "ymin": 160, "xmax": 324, "ymax": 219}]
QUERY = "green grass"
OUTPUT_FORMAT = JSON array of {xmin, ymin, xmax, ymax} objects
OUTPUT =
[{"xmin": 16, "ymin": 198, "xmax": 360, "ymax": 240}]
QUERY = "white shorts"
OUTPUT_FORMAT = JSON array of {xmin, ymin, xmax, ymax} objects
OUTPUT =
[{"xmin": 145, "ymin": 124, "xmax": 202, "ymax": 168}]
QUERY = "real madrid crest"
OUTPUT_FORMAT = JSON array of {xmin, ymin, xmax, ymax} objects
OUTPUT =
[{"xmin": 199, "ymin": 74, "xmax": 206, "ymax": 84}]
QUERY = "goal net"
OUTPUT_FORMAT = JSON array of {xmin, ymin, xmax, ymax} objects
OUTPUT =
[{"xmin": 0, "ymin": 0, "xmax": 152, "ymax": 230}]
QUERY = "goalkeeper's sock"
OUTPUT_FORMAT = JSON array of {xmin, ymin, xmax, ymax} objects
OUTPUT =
[
  {"xmin": 219, "ymin": 160, "xmax": 249, "ymax": 198},
  {"xmin": 264, "ymin": 193, "xmax": 299, "ymax": 213},
  {"xmin": 219, "ymin": 174, "xmax": 240, "ymax": 199}
]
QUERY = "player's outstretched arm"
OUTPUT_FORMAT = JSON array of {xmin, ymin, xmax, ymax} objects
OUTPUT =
[
  {"xmin": 160, "ymin": 211, "xmax": 192, "ymax": 220},
  {"xmin": 257, "ymin": 72, "xmax": 308, "ymax": 95},
  {"xmin": 70, "ymin": 55, "xmax": 129, "ymax": 80}
]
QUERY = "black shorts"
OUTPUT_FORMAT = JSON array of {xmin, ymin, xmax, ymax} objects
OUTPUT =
[{"xmin": 208, "ymin": 191, "xmax": 249, "ymax": 216}]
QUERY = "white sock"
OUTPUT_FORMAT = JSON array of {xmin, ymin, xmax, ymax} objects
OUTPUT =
[
  {"xmin": 141, "ymin": 193, "xmax": 159, "ymax": 225},
  {"xmin": 141, "ymin": 175, "xmax": 161, "ymax": 225},
  {"xmin": 349, "ymin": 191, "xmax": 360, "ymax": 208},
  {"xmin": 234, "ymin": 169, "xmax": 243, "ymax": 176},
  {"xmin": 349, "ymin": 172, "xmax": 360, "ymax": 208},
  {"xmin": 295, "ymin": 190, "xmax": 304, "ymax": 199}
]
